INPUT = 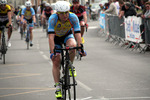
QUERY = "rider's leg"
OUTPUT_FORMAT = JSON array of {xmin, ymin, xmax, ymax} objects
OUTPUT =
[
  {"xmin": 52, "ymin": 54, "xmax": 61, "ymax": 83},
  {"xmin": 65, "ymin": 35, "xmax": 77, "ymax": 63},
  {"xmin": 7, "ymin": 25, "xmax": 12, "ymax": 41},
  {"xmin": 23, "ymin": 20, "xmax": 26, "ymax": 33}
]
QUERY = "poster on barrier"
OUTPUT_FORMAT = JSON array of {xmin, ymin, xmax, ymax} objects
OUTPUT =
[
  {"xmin": 125, "ymin": 16, "xmax": 142, "ymax": 43},
  {"xmin": 99, "ymin": 12, "xmax": 105, "ymax": 29}
]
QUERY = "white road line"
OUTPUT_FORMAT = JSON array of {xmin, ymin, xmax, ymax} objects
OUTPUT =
[
  {"xmin": 76, "ymin": 80, "xmax": 92, "ymax": 91},
  {"xmin": 39, "ymin": 51, "xmax": 44, "ymax": 55},
  {"xmin": 108, "ymin": 96, "xmax": 150, "ymax": 100},
  {"xmin": 81, "ymin": 96, "xmax": 93, "ymax": 100},
  {"xmin": 88, "ymin": 26, "xmax": 99, "ymax": 29},
  {"xmin": 42, "ymin": 55, "xmax": 49, "ymax": 60}
]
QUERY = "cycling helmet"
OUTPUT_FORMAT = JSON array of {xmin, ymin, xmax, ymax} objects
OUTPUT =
[
  {"xmin": 55, "ymin": 1, "xmax": 70, "ymax": 12},
  {"xmin": 45, "ymin": 3, "xmax": 50, "ymax": 7},
  {"xmin": 42, "ymin": 1, "xmax": 47, "ymax": 4},
  {"xmin": 72, "ymin": 0, "xmax": 79, "ymax": 3},
  {"xmin": 25, "ymin": 1, "xmax": 32, "ymax": 7},
  {"xmin": 0, "ymin": 0, "xmax": 7, "ymax": 4},
  {"xmin": 20, "ymin": 5, "xmax": 25, "ymax": 9}
]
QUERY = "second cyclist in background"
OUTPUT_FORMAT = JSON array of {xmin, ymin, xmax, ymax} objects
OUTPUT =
[
  {"xmin": 21, "ymin": 1, "xmax": 36, "ymax": 47},
  {"xmin": 70, "ymin": 0, "xmax": 88, "ymax": 44},
  {"xmin": 42, "ymin": 3, "xmax": 53, "ymax": 30}
]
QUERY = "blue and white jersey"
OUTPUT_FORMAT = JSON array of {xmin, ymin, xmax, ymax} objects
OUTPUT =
[
  {"xmin": 48, "ymin": 12, "xmax": 81, "ymax": 37},
  {"xmin": 21, "ymin": 7, "xmax": 35, "ymax": 20}
]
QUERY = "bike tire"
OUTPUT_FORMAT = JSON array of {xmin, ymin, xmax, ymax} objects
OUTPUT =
[
  {"xmin": 68, "ymin": 65, "xmax": 76, "ymax": 100},
  {"xmin": 63, "ymin": 64, "xmax": 76, "ymax": 100},
  {"xmin": 20, "ymin": 27, "xmax": 23, "ymax": 40},
  {"xmin": 26, "ymin": 31, "xmax": 30, "ymax": 50},
  {"xmin": 2, "ymin": 54, "xmax": 5, "ymax": 64}
]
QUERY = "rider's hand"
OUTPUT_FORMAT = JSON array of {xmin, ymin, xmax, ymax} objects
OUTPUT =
[
  {"xmin": 50, "ymin": 53, "xmax": 54, "ymax": 60},
  {"xmin": 79, "ymin": 50, "xmax": 87, "ymax": 56}
]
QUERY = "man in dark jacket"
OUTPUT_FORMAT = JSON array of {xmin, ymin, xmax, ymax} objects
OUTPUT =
[
  {"xmin": 124, "ymin": 2, "xmax": 137, "ymax": 17},
  {"xmin": 119, "ymin": 1, "xmax": 136, "ymax": 18}
]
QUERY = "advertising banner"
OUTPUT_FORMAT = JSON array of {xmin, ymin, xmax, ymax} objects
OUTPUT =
[
  {"xmin": 99, "ymin": 13, "xmax": 105, "ymax": 29},
  {"xmin": 125, "ymin": 16, "xmax": 142, "ymax": 43}
]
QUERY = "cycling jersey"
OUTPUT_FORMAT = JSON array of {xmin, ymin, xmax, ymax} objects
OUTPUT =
[
  {"xmin": 21, "ymin": 7, "xmax": 35, "ymax": 20},
  {"xmin": 43, "ymin": 8, "xmax": 53, "ymax": 20},
  {"xmin": 48, "ymin": 12, "xmax": 80, "ymax": 37},
  {"xmin": 70, "ymin": 5, "xmax": 86, "ymax": 21},
  {"xmin": 0, "ymin": 4, "xmax": 11, "ymax": 22}
]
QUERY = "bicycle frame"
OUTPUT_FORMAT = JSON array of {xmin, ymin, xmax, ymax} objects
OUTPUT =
[
  {"xmin": 54, "ymin": 44, "xmax": 84, "ymax": 100},
  {"xmin": 26, "ymin": 22, "xmax": 30, "ymax": 50}
]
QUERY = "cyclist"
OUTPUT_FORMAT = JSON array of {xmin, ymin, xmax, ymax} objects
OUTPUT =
[
  {"xmin": 16, "ymin": 5, "xmax": 25, "ymax": 33},
  {"xmin": 21, "ymin": 1, "xmax": 36, "ymax": 47},
  {"xmin": 42, "ymin": 3, "xmax": 53, "ymax": 29},
  {"xmin": 70, "ymin": 0, "xmax": 88, "ymax": 44},
  {"xmin": 0, "ymin": 0, "xmax": 12, "ymax": 47},
  {"xmin": 48, "ymin": 1, "xmax": 86, "ymax": 99},
  {"xmin": 40, "ymin": 1, "xmax": 47, "ymax": 25}
]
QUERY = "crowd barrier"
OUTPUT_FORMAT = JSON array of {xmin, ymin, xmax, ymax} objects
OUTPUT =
[{"xmin": 99, "ymin": 12, "xmax": 150, "ymax": 53}]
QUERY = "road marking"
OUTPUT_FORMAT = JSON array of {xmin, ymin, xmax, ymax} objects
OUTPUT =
[
  {"xmin": 0, "ymin": 88, "xmax": 54, "ymax": 98},
  {"xmin": 88, "ymin": 26, "xmax": 98, "ymax": 29},
  {"xmin": 81, "ymin": 96, "xmax": 93, "ymax": 100},
  {"xmin": 107, "ymin": 96, "xmax": 150, "ymax": 100},
  {"xmin": 76, "ymin": 80, "xmax": 92, "ymax": 91},
  {"xmin": 0, "ymin": 87, "xmax": 54, "ymax": 90},
  {"xmin": 42, "ymin": 55, "xmax": 49, "ymax": 60},
  {"xmin": 39, "ymin": 51, "xmax": 44, "ymax": 54},
  {"xmin": 0, "ymin": 63, "xmax": 27, "ymax": 67},
  {"xmin": 0, "ymin": 73, "xmax": 41, "ymax": 80}
]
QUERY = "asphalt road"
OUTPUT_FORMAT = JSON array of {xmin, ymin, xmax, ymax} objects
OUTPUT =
[{"xmin": 0, "ymin": 20, "xmax": 150, "ymax": 100}]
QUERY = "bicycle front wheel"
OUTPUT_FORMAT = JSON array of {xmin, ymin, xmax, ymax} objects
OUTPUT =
[
  {"xmin": 63, "ymin": 65, "xmax": 76, "ymax": 100},
  {"xmin": 26, "ymin": 31, "xmax": 30, "ymax": 50},
  {"xmin": 2, "ymin": 54, "xmax": 5, "ymax": 64}
]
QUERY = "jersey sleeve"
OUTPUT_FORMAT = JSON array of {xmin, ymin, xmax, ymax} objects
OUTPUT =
[
  {"xmin": 21, "ymin": 8, "xmax": 26, "ymax": 15},
  {"xmin": 31, "ymin": 8, "xmax": 35, "ymax": 15},
  {"xmin": 48, "ymin": 14, "xmax": 57, "ymax": 34},
  {"xmin": 7, "ymin": 5, "xmax": 11, "ymax": 12},
  {"xmin": 70, "ymin": 13, "xmax": 81, "ymax": 33}
]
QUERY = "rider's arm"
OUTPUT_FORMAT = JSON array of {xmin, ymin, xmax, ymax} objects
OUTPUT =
[
  {"xmin": 32, "ymin": 15, "xmax": 36, "ymax": 23},
  {"xmin": 42, "ymin": 10, "xmax": 45, "ymax": 18},
  {"xmin": 83, "ymin": 11, "xmax": 87, "ymax": 24},
  {"xmin": 31, "ymin": 8, "xmax": 36, "ymax": 23},
  {"xmin": 47, "ymin": 14, "xmax": 56, "ymax": 53},
  {"xmin": 71, "ymin": 13, "xmax": 82, "ymax": 46},
  {"xmin": 7, "ymin": 11, "xmax": 12, "ymax": 25},
  {"xmin": 48, "ymin": 34, "xmax": 55, "ymax": 53}
]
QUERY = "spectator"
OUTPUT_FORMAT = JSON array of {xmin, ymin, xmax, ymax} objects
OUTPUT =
[
  {"xmin": 141, "ymin": 2, "xmax": 150, "ymax": 18},
  {"xmin": 114, "ymin": 0, "xmax": 120, "ymax": 14},
  {"xmin": 104, "ymin": 0, "xmax": 118, "ymax": 15},
  {"xmin": 104, "ymin": 3, "xmax": 110, "ymax": 10},
  {"xmin": 119, "ymin": 1, "xmax": 136, "ymax": 18}
]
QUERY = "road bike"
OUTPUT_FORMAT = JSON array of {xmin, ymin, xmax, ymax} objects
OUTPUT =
[
  {"xmin": 54, "ymin": 44, "xmax": 84, "ymax": 100},
  {"xmin": 0, "ymin": 26, "xmax": 7, "ymax": 64}
]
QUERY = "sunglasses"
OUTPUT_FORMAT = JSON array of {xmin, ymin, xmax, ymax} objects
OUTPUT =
[{"xmin": 57, "ymin": 11, "xmax": 69, "ymax": 15}]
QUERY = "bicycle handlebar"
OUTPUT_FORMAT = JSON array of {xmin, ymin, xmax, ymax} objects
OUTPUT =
[{"xmin": 54, "ymin": 44, "xmax": 84, "ymax": 55}]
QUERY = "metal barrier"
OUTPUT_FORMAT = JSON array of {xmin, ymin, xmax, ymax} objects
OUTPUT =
[{"xmin": 99, "ymin": 13, "xmax": 150, "ymax": 53}]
